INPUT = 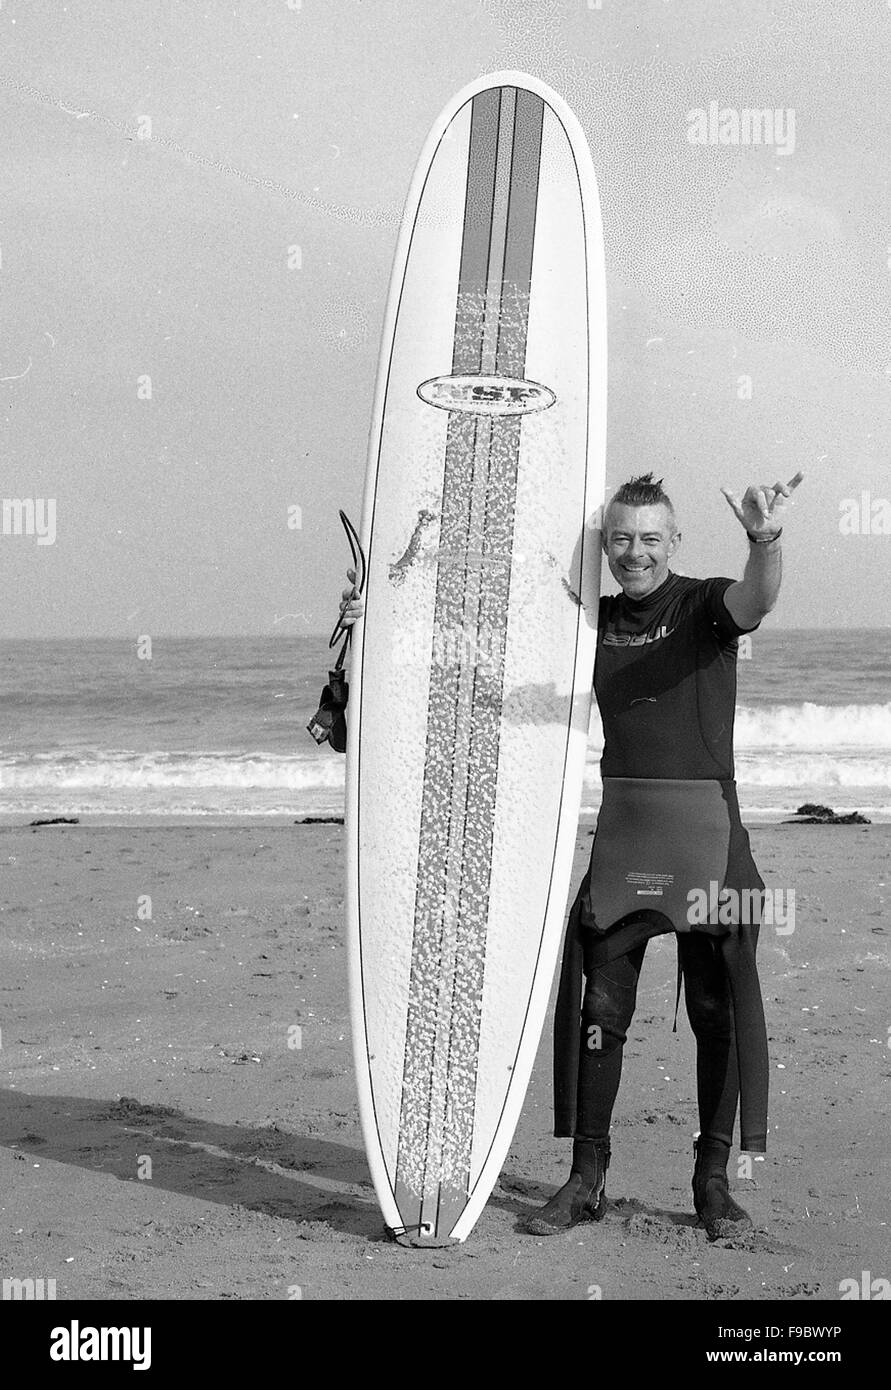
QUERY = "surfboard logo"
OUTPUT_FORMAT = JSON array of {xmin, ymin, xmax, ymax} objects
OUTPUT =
[{"xmin": 417, "ymin": 374, "xmax": 556, "ymax": 416}]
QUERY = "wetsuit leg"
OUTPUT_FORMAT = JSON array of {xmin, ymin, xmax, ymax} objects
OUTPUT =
[
  {"xmin": 719, "ymin": 923, "xmax": 768, "ymax": 1153},
  {"xmin": 576, "ymin": 939, "xmax": 647, "ymax": 1140},
  {"xmin": 678, "ymin": 933, "xmax": 738, "ymax": 1147}
]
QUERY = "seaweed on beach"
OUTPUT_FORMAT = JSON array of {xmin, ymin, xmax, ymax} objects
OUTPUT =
[{"xmin": 783, "ymin": 804, "xmax": 871, "ymax": 825}]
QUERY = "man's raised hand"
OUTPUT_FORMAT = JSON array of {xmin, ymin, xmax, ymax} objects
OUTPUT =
[{"xmin": 720, "ymin": 471, "xmax": 804, "ymax": 539}]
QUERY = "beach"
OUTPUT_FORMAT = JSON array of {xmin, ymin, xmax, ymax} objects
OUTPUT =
[{"xmin": 1, "ymin": 819, "xmax": 887, "ymax": 1301}]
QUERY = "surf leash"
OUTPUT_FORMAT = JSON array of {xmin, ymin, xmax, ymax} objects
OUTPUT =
[{"xmin": 306, "ymin": 510, "xmax": 366, "ymax": 752}]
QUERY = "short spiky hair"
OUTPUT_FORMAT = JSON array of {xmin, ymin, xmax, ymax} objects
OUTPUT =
[{"xmin": 605, "ymin": 472, "xmax": 676, "ymax": 532}]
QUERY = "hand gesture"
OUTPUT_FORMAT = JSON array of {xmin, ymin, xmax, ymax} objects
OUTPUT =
[{"xmin": 720, "ymin": 471, "xmax": 803, "ymax": 539}]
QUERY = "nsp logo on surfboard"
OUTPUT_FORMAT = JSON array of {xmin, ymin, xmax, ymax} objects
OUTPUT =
[{"xmin": 418, "ymin": 373, "xmax": 556, "ymax": 416}]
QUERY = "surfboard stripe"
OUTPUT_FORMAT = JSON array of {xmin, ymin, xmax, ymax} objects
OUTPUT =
[
  {"xmin": 438, "ymin": 90, "xmax": 543, "ymax": 1237},
  {"xmin": 393, "ymin": 85, "xmax": 544, "ymax": 1239},
  {"xmin": 498, "ymin": 87, "xmax": 545, "ymax": 372},
  {"xmin": 437, "ymin": 89, "xmax": 544, "ymax": 1236},
  {"xmin": 391, "ymin": 90, "xmax": 500, "ymax": 1229},
  {"xmin": 392, "ymin": 91, "xmax": 501, "ymax": 1230},
  {"xmin": 479, "ymin": 87, "xmax": 517, "ymax": 369}
]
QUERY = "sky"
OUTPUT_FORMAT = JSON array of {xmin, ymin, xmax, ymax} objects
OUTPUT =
[{"xmin": 1, "ymin": 0, "xmax": 890, "ymax": 636}]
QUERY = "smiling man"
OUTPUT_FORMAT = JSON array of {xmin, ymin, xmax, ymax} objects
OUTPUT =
[{"xmin": 526, "ymin": 469, "xmax": 803, "ymax": 1240}]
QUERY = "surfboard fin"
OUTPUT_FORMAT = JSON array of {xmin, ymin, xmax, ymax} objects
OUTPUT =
[{"xmin": 389, "ymin": 1222, "xmax": 463, "ymax": 1249}]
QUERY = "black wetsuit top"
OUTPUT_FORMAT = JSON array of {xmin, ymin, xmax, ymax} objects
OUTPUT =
[{"xmin": 595, "ymin": 572, "xmax": 759, "ymax": 778}]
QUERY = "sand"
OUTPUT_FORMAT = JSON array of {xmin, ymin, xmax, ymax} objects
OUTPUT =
[{"xmin": 1, "ymin": 820, "xmax": 888, "ymax": 1301}]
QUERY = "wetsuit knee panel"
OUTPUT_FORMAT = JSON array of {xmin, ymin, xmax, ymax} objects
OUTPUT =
[{"xmin": 582, "ymin": 963, "xmax": 638, "ymax": 1052}]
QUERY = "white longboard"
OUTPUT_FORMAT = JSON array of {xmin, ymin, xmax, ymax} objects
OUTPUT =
[{"xmin": 346, "ymin": 70, "xmax": 607, "ymax": 1246}]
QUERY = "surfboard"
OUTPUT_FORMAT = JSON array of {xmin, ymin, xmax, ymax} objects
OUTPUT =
[{"xmin": 345, "ymin": 70, "xmax": 607, "ymax": 1246}]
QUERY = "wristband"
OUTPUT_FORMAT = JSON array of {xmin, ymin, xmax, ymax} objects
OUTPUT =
[{"xmin": 746, "ymin": 528, "xmax": 783, "ymax": 544}]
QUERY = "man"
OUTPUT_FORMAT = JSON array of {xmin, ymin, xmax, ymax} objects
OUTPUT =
[
  {"xmin": 338, "ymin": 468, "xmax": 802, "ymax": 1241},
  {"xmin": 526, "ymin": 469, "xmax": 803, "ymax": 1239}
]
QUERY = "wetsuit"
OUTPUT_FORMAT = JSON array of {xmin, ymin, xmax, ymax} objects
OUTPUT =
[{"xmin": 553, "ymin": 572, "xmax": 769, "ymax": 1153}]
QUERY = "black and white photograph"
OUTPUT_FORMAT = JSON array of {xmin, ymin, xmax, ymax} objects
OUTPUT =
[{"xmin": 1, "ymin": 0, "xmax": 888, "ymax": 1343}]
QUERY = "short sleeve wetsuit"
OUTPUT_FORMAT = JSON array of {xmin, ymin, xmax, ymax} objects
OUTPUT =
[{"xmin": 595, "ymin": 572, "xmax": 757, "ymax": 780}]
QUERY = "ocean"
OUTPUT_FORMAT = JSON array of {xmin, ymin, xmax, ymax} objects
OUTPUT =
[{"xmin": 0, "ymin": 632, "xmax": 888, "ymax": 822}]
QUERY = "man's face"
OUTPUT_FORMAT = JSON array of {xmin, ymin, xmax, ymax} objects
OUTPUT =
[{"xmin": 602, "ymin": 502, "xmax": 680, "ymax": 599}]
